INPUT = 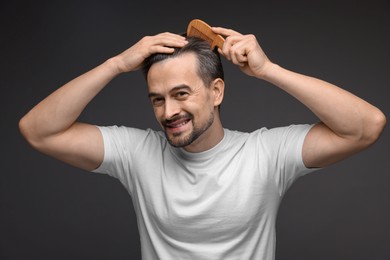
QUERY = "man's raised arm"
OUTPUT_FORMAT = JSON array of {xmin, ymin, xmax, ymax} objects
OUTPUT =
[
  {"xmin": 213, "ymin": 27, "xmax": 386, "ymax": 168},
  {"xmin": 19, "ymin": 33, "xmax": 188, "ymax": 171}
]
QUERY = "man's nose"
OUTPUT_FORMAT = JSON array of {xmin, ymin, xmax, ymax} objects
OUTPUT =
[{"xmin": 164, "ymin": 100, "xmax": 181, "ymax": 119}]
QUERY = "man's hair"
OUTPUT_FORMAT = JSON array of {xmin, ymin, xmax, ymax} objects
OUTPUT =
[{"xmin": 142, "ymin": 36, "xmax": 224, "ymax": 87}]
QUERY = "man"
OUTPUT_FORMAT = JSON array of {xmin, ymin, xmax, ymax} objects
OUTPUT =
[{"xmin": 19, "ymin": 25, "xmax": 386, "ymax": 259}]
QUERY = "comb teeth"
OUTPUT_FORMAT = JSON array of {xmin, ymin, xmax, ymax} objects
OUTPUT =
[{"xmin": 188, "ymin": 27, "xmax": 214, "ymax": 46}]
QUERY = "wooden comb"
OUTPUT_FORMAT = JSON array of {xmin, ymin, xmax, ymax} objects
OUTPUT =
[{"xmin": 187, "ymin": 19, "xmax": 225, "ymax": 50}]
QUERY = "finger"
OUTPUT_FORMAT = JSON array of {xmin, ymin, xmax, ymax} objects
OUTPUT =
[
  {"xmin": 230, "ymin": 53, "xmax": 244, "ymax": 67},
  {"xmin": 234, "ymin": 48, "xmax": 248, "ymax": 63},
  {"xmin": 211, "ymin": 27, "xmax": 242, "ymax": 37},
  {"xmin": 150, "ymin": 46, "xmax": 177, "ymax": 54},
  {"xmin": 152, "ymin": 32, "xmax": 188, "ymax": 47},
  {"xmin": 230, "ymin": 47, "xmax": 247, "ymax": 67},
  {"xmin": 220, "ymin": 35, "xmax": 245, "ymax": 59}
]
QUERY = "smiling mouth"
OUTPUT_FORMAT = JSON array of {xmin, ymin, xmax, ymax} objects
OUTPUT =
[
  {"xmin": 165, "ymin": 118, "xmax": 191, "ymax": 129},
  {"xmin": 163, "ymin": 115, "xmax": 192, "ymax": 133}
]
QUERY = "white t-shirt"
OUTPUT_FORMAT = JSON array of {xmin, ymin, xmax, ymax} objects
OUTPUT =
[{"xmin": 94, "ymin": 124, "xmax": 317, "ymax": 260}]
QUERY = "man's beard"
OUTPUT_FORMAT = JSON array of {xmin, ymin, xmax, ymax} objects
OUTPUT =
[{"xmin": 164, "ymin": 111, "xmax": 214, "ymax": 148}]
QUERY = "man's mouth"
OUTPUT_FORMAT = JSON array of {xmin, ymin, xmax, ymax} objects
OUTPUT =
[
  {"xmin": 165, "ymin": 118, "xmax": 190, "ymax": 128},
  {"xmin": 163, "ymin": 115, "xmax": 192, "ymax": 132}
]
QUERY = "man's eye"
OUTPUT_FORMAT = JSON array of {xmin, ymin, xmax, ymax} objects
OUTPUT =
[
  {"xmin": 175, "ymin": 92, "xmax": 189, "ymax": 99},
  {"xmin": 152, "ymin": 98, "xmax": 164, "ymax": 106}
]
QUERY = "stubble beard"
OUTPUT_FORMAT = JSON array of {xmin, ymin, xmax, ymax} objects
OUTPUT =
[{"xmin": 165, "ymin": 111, "xmax": 214, "ymax": 148}]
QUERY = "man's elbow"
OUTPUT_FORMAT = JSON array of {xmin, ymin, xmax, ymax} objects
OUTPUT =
[
  {"xmin": 363, "ymin": 109, "xmax": 387, "ymax": 146},
  {"xmin": 19, "ymin": 116, "xmax": 31, "ymax": 143},
  {"xmin": 19, "ymin": 115, "xmax": 42, "ymax": 150}
]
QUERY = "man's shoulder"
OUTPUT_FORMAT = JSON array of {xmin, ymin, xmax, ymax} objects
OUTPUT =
[
  {"xmin": 223, "ymin": 126, "xmax": 270, "ymax": 138},
  {"xmin": 96, "ymin": 125, "xmax": 166, "ymax": 144},
  {"xmin": 224, "ymin": 124, "xmax": 313, "ymax": 143}
]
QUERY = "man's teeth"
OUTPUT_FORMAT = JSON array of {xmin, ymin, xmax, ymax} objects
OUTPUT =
[{"xmin": 171, "ymin": 121, "xmax": 188, "ymax": 127}]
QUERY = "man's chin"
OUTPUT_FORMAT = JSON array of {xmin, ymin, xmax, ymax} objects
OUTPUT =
[
  {"xmin": 165, "ymin": 132, "xmax": 194, "ymax": 148},
  {"xmin": 167, "ymin": 137, "xmax": 192, "ymax": 148}
]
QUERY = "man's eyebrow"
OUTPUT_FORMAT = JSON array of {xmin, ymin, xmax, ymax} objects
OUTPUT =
[
  {"xmin": 148, "ymin": 92, "xmax": 161, "ymax": 99},
  {"xmin": 148, "ymin": 84, "xmax": 191, "ymax": 98},
  {"xmin": 171, "ymin": 84, "xmax": 191, "ymax": 93}
]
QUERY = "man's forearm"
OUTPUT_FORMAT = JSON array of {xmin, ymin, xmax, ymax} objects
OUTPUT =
[
  {"xmin": 19, "ymin": 58, "xmax": 121, "ymax": 144},
  {"xmin": 260, "ymin": 63, "xmax": 385, "ymax": 142}
]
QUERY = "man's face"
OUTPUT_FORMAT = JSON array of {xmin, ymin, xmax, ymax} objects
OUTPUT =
[{"xmin": 147, "ymin": 53, "xmax": 218, "ymax": 150}]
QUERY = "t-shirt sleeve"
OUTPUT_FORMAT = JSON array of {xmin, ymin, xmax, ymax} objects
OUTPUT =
[
  {"xmin": 92, "ymin": 125, "xmax": 156, "ymax": 193},
  {"xmin": 260, "ymin": 124, "xmax": 319, "ymax": 196}
]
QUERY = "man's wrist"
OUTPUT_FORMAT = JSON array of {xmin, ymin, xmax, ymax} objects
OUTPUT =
[
  {"xmin": 256, "ymin": 62, "xmax": 281, "ymax": 82},
  {"xmin": 104, "ymin": 56, "xmax": 126, "ymax": 76}
]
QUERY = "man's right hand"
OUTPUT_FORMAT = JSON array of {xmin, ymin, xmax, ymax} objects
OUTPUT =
[{"xmin": 113, "ymin": 32, "xmax": 188, "ymax": 73}]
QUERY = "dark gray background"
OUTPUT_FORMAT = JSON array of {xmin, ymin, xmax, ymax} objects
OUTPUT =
[{"xmin": 1, "ymin": 0, "xmax": 389, "ymax": 259}]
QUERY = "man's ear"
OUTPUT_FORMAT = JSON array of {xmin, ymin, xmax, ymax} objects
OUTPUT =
[{"xmin": 211, "ymin": 78, "xmax": 225, "ymax": 106}]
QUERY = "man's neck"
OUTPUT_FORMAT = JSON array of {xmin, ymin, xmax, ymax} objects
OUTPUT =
[{"xmin": 183, "ymin": 118, "xmax": 224, "ymax": 153}]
